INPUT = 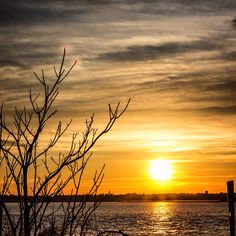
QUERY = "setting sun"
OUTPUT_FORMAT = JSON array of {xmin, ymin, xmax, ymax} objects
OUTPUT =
[{"xmin": 149, "ymin": 160, "xmax": 173, "ymax": 181}]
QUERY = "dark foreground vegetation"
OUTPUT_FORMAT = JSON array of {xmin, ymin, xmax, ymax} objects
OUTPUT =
[{"xmin": 0, "ymin": 50, "xmax": 130, "ymax": 236}]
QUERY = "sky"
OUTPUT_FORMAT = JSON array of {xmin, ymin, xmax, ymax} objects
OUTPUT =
[{"xmin": 1, "ymin": 0, "xmax": 236, "ymax": 194}]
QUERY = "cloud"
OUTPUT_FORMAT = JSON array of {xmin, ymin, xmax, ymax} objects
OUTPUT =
[
  {"xmin": 0, "ymin": 59, "xmax": 29, "ymax": 69},
  {"xmin": 203, "ymin": 79, "xmax": 236, "ymax": 93},
  {"xmin": 223, "ymin": 51, "xmax": 236, "ymax": 60},
  {"xmin": 97, "ymin": 40, "xmax": 220, "ymax": 62},
  {"xmin": 1, "ymin": 0, "xmax": 236, "ymax": 118},
  {"xmin": 176, "ymin": 0, "xmax": 236, "ymax": 13},
  {"xmin": 198, "ymin": 105, "xmax": 236, "ymax": 115},
  {"xmin": 121, "ymin": 66, "xmax": 236, "ymax": 115},
  {"xmin": 0, "ymin": 1, "xmax": 91, "ymax": 26},
  {"xmin": 1, "ymin": 0, "xmax": 235, "ymax": 27},
  {"xmin": 0, "ymin": 41, "xmax": 62, "ymax": 69},
  {"xmin": 1, "ymin": 140, "xmax": 25, "ymax": 147},
  {"xmin": 231, "ymin": 17, "xmax": 236, "ymax": 27}
]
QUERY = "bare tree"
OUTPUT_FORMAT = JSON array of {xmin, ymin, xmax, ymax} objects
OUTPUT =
[{"xmin": 0, "ymin": 49, "xmax": 130, "ymax": 236}]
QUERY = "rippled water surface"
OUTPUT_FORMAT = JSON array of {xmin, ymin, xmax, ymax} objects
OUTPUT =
[
  {"xmin": 92, "ymin": 202, "xmax": 229, "ymax": 235},
  {"xmin": 5, "ymin": 201, "xmax": 230, "ymax": 235}
]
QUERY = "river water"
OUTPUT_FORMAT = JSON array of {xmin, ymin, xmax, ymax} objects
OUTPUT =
[
  {"xmin": 92, "ymin": 202, "xmax": 229, "ymax": 235},
  {"xmin": 4, "ymin": 201, "xmax": 230, "ymax": 235}
]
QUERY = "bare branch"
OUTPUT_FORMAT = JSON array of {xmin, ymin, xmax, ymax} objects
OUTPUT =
[{"xmin": 0, "ymin": 49, "xmax": 129, "ymax": 236}]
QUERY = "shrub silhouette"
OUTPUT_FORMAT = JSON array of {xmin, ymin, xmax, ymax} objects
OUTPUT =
[{"xmin": 0, "ymin": 49, "xmax": 130, "ymax": 236}]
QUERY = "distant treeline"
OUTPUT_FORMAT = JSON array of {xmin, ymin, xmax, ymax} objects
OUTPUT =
[
  {"xmin": 102, "ymin": 193, "xmax": 231, "ymax": 202},
  {"xmin": 2, "ymin": 192, "xmax": 235, "ymax": 202}
]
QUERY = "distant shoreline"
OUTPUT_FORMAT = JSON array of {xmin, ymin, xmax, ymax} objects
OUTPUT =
[
  {"xmin": 109, "ymin": 199, "xmax": 223, "ymax": 202},
  {"xmin": 2, "ymin": 192, "xmax": 234, "ymax": 202}
]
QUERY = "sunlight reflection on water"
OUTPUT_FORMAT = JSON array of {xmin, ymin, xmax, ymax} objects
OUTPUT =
[
  {"xmin": 5, "ymin": 202, "xmax": 229, "ymax": 235},
  {"xmin": 93, "ymin": 202, "xmax": 229, "ymax": 235}
]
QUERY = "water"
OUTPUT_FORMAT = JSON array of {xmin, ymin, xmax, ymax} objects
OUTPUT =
[
  {"xmin": 4, "ymin": 201, "xmax": 230, "ymax": 235},
  {"xmin": 92, "ymin": 202, "xmax": 229, "ymax": 235}
]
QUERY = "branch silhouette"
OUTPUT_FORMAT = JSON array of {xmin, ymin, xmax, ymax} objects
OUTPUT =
[{"xmin": 0, "ymin": 49, "xmax": 130, "ymax": 236}]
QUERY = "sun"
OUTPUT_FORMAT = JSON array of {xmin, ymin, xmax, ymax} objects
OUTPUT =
[{"xmin": 149, "ymin": 160, "xmax": 173, "ymax": 181}]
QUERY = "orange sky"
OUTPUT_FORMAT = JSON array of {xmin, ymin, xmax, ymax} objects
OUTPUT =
[{"xmin": 1, "ymin": 0, "xmax": 236, "ymax": 194}]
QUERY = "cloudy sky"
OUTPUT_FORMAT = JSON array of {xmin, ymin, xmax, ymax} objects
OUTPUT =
[{"xmin": 1, "ymin": 0, "xmax": 236, "ymax": 193}]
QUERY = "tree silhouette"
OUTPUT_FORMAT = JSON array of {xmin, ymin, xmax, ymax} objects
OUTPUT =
[{"xmin": 0, "ymin": 49, "xmax": 130, "ymax": 236}]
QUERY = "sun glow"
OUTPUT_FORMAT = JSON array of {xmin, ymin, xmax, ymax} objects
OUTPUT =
[{"xmin": 149, "ymin": 160, "xmax": 173, "ymax": 181}]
